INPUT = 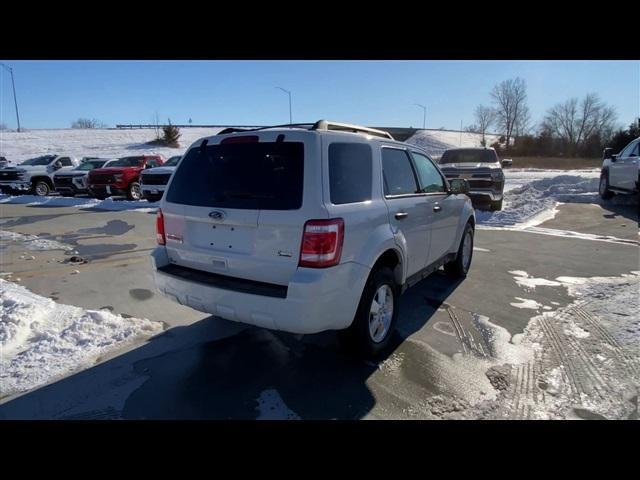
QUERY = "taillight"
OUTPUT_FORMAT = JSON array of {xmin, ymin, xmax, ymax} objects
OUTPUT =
[
  {"xmin": 299, "ymin": 218, "xmax": 344, "ymax": 268},
  {"xmin": 156, "ymin": 208, "xmax": 166, "ymax": 245}
]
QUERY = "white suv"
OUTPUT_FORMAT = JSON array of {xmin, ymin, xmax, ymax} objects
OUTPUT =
[
  {"xmin": 600, "ymin": 137, "xmax": 640, "ymax": 199},
  {"xmin": 150, "ymin": 121, "xmax": 475, "ymax": 357}
]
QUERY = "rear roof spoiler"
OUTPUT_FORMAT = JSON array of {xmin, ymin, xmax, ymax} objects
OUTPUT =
[{"xmin": 215, "ymin": 120, "xmax": 395, "ymax": 140}]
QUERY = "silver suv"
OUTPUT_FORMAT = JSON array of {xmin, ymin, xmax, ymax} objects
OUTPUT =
[{"xmin": 151, "ymin": 121, "xmax": 475, "ymax": 357}]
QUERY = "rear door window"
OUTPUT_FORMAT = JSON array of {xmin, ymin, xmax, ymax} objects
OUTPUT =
[
  {"xmin": 381, "ymin": 148, "xmax": 419, "ymax": 196},
  {"xmin": 329, "ymin": 143, "xmax": 372, "ymax": 204},
  {"xmin": 167, "ymin": 141, "xmax": 304, "ymax": 210}
]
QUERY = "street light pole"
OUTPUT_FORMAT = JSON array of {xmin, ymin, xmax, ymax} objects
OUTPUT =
[
  {"xmin": 414, "ymin": 103, "xmax": 426, "ymax": 129},
  {"xmin": 1, "ymin": 63, "xmax": 21, "ymax": 132},
  {"xmin": 276, "ymin": 87, "xmax": 292, "ymax": 124}
]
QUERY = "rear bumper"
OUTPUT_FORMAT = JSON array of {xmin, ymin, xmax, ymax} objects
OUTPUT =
[{"xmin": 150, "ymin": 247, "xmax": 370, "ymax": 334}]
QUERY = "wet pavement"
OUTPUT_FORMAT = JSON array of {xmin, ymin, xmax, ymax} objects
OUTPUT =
[{"xmin": 0, "ymin": 197, "xmax": 638, "ymax": 419}]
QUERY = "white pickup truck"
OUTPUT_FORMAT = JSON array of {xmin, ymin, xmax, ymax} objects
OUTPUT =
[
  {"xmin": 600, "ymin": 137, "xmax": 639, "ymax": 199},
  {"xmin": 0, "ymin": 155, "xmax": 80, "ymax": 196}
]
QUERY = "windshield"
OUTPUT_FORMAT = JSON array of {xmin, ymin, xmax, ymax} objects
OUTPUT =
[
  {"xmin": 167, "ymin": 142, "xmax": 304, "ymax": 210},
  {"xmin": 77, "ymin": 160, "xmax": 107, "ymax": 171},
  {"xmin": 109, "ymin": 157, "xmax": 144, "ymax": 167},
  {"xmin": 164, "ymin": 156, "xmax": 181, "ymax": 167},
  {"xmin": 20, "ymin": 155, "xmax": 57, "ymax": 166},
  {"xmin": 439, "ymin": 149, "xmax": 498, "ymax": 164}
]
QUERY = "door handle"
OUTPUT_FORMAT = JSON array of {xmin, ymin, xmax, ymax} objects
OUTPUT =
[
  {"xmin": 433, "ymin": 204, "xmax": 442, "ymax": 212},
  {"xmin": 395, "ymin": 212, "xmax": 409, "ymax": 220}
]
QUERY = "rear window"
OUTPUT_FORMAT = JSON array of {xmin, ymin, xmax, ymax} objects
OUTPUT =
[
  {"xmin": 166, "ymin": 142, "xmax": 304, "ymax": 210},
  {"xmin": 440, "ymin": 149, "xmax": 498, "ymax": 164},
  {"xmin": 329, "ymin": 143, "xmax": 372, "ymax": 204},
  {"xmin": 111, "ymin": 157, "xmax": 144, "ymax": 167}
]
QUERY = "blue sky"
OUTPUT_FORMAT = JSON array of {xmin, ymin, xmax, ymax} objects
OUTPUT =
[{"xmin": 0, "ymin": 60, "xmax": 638, "ymax": 131}]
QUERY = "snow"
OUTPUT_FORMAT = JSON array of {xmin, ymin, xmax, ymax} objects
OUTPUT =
[
  {"xmin": 476, "ymin": 173, "xmax": 600, "ymax": 228},
  {"xmin": 405, "ymin": 129, "xmax": 507, "ymax": 158},
  {"xmin": 0, "ymin": 278, "xmax": 164, "ymax": 398},
  {"xmin": 510, "ymin": 297, "xmax": 543, "ymax": 310},
  {"xmin": 0, "ymin": 194, "xmax": 159, "ymax": 212},
  {"xmin": 0, "ymin": 230, "xmax": 70, "ymax": 251},
  {"xmin": 0, "ymin": 128, "xmax": 224, "ymax": 163},
  {"xmin": 508, "ymin": 271, "xmax": 562, "ymax": 290}
]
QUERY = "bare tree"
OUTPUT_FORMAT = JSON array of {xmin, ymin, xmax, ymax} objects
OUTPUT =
[
  {"xmin": 71, "ymin": 118, "xmax": 106, "ymax": 129},
  {"xmin": 490, "ymin": 77, "xmax": 529, "ymax": 149},
  {"xmin": 152, "ymin": 111, "xmax": 161, "ymax": 140},
  {"xmin": 473, "ymin": 105, "xmax": 496, "ymax": 146},
  {"xmin": 542, "ymin": 93, "xmax": 617, "ymax": 156}
]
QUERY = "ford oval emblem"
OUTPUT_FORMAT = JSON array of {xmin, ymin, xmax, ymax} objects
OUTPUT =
[{"xmin": 209, "ymin": 210, "xmax": 226, "ymax": 221}]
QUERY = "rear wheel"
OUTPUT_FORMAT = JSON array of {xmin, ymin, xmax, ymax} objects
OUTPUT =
[
  {"xmin": 444, "ymin": 222, "xmax": 474, "ymax": 278},
  {"xmin": 127, "ymin": 182, "xmax": 142, "ymax": 201},
  {"xmin": 32, "ymin": 180, "xmax": 51, "ymax": 196},
  {"xmin": 599, "ymin": 171, "xmax": 614, "ymax": 200},
  {"xmin": 339, "ymin": 267, "xmax": 399, "ymax": 360}
]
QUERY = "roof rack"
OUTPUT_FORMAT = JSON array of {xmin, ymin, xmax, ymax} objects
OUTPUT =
[
  {"xmin": 216, "ymin": 120, "xmax": 395, "ymax": 140},
  {"xmin": 312, "ymin": 120, "xmax": 394, "ymax": 140}
]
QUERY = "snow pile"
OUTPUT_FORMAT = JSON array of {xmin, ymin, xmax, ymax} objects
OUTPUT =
[
  {"xmin": 0, "ymin": 128, "xmax": 225, "ymax": 163},
  {"xmin": 0, "ymin": 279, "xmax": 164, "ymax": 398},
  {"xmin": 0, "ymin": 194, "xmax": 158, "ymax": 212},
  {"xmin": 405, "ymin": 129, "xmax": 506, "ymax": 158},
  {"xmin": 476, "ymin": 175, "xmax": 600, "ymax": 227},
  {"xmin": 0, "ymin": 230, "xmax": 70, "ymax": 251}
]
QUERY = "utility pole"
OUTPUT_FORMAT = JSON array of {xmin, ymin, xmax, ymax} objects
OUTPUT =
[
  {"xmin": 1, "ymin": 63, "xmax": 21, "ymax": 132},
  {"xmin": 276, "ymin": 87, "xmax": 292, "ymax": 124},
  {"xmin": 414, "ymin": 104, "xmax": 426, "ymax": 129}
]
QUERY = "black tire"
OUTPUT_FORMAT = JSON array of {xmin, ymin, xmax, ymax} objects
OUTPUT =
[
  {"xmin": 444, "ymin": 222, "xmax": 474, "ymax": 278},
  {"xmin": 127, "ymin": 182, "xmax": 142, "ymax": 201},
  {"xmin": 145, "ymin": 194, "xmax": 163, "ymax": 202},
  {"xmin": 599, "ymin": 171, "xmax": 614, "ymax": 200},
  {"xmin": 339, "ymin": 267, "xmax": 400, "ymax": 360},
  {"xmin": 32, "ymin": 179, "xmax": 51, "ymax": 196},
  {"xmin": 490, "ymin": 199, "xmax": 503, "ymax": 211}
]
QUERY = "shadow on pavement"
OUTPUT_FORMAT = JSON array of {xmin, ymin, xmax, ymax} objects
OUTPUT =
[{"xmin": 0, "ymin": 271, "xmax": 464, "ymax": 420}]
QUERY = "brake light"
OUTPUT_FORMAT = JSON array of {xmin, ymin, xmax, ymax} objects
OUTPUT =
[
  {"xmin": 156, "ymin": 209, "xmax": 166, "ymax": 245},
  {"xmin": 221, "ymin": 135, "xmax": 259, "ymax": 144},
  {"xmin": 299, "ymin": 218, "xmax": 344, "ymax": 268}
]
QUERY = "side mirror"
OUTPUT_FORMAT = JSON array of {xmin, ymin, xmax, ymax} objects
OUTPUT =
[
  {"xmin": 449, "ymin": 178, "xmax": 470, "ymax": 195},
  {"xmin": 501, "ymin": 159, "xmax": 513, "ymax": 168},
  {"xmin": 603, "ymin": 147, "xmax": 613, "ymax": 160}
]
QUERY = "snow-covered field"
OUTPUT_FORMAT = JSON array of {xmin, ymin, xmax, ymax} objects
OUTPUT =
[
  {"xmin": 0, "ymin": 128, "xmax": 225, "ymax": 164},
  {"xmin": 0, "ymin": 127, "xmax": 500, "ymax": 165},
  {"xmin": 0, "ymin": 278, "xmax": 164, "ymax": 399},
  {"xmin": 406, "ymin": 129, "xmax": 506, "ymax": 158}
]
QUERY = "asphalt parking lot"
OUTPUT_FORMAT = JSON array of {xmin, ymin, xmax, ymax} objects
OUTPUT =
[{"xmin": 0, "ymin": 198, "xmax": 638, "ymax": 419}]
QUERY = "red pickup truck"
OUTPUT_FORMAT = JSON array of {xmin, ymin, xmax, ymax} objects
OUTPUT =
[{"xmin": 88, "ymin": 155, "xmax": 165, "ymax": 200}]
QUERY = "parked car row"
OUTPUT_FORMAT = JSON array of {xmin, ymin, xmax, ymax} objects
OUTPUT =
[{"xmin": 0, "ymin": 154, "xmax": 182, "ymax": 201}]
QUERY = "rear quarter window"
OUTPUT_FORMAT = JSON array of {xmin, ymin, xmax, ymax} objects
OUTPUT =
[
  {"xmin": 329, "ymin": 143, "xmax": 372, "ymax": 204},
  {"xmin": 166, "ymin": 141, "xmax": 304, "ymax": 210}
]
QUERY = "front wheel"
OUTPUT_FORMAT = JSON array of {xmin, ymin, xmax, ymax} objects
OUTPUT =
[
  {"xmin": 444, "ymin": 222, "xmax": 474, "ymax": 278},
  {"xmin": 599, "ymin": 171, "xmax": 614, "ymax": 200},
  {"xmin": 127, "ymin": 182, "xmax": 142, "ymax": 201},
  {"xmin": 32, "ymin": 180, "xmax": 51, "ymax": 196},
  {"xmin": 339, "ymin": 267, "xmax": 399, "ymax": 359},
  {"xmin": 490, "ymin": 199, "xmax": 503, "ymax": 211}
]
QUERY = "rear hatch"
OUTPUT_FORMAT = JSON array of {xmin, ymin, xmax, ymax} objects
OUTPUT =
[{"xmin": 161, "ymin": 131, "xmax": 326, "ymax": 286}]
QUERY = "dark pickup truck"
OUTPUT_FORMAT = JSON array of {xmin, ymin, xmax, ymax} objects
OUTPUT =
[
  {"xmin": 88, "ymin": 154, "xmax": 164, "ymax": 200},
  {"xmin": 438, "ymin": 147, "xmax": 509, "ymax": 211}
]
